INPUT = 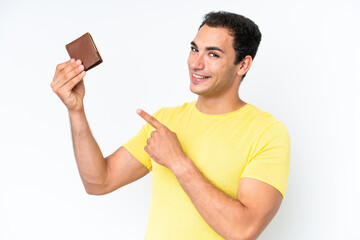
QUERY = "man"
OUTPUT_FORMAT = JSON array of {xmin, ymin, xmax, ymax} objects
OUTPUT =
[{"xmin": 51, "ymin": 11, "xmax": 290, "ymax": 240}]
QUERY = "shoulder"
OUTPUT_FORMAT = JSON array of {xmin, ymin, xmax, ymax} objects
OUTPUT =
[
  {"xmin": 153, "ymin": 101, "xmax": 195, "ymax": 120},
  {"xmin": 245, "ymin": 104, "xmax": 285, "ymax": 126},
  {"xmin": 245, "ymin": 104, "xmax": 279, "ymax": 124},
  {"xmin": 243, "ymin": 104, "xmax": 289, "ymax": 140}
]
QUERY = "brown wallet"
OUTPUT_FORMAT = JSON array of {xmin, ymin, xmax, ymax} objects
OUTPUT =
[{"xmin": 65, "ymin": 32, "xmax": 103, "ymax": 71}]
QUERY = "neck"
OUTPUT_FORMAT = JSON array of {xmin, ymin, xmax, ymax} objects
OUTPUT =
[{"xmin": 196, "ymin": 94, "xmax": 247, "ymax": 115}]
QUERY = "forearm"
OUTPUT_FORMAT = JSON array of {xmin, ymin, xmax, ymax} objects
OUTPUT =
[
  {"xmin": 172, "ymin": 157, "xmax": 253, "ymax": 240},
  {"xmin": 68, "ymin": 108, "xmax": 107, "ymax": 191}
]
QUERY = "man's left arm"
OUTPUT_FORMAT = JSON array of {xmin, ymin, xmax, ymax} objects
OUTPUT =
[
  {"xmin": 172, "ymin": 156, "xmax": 283, "ymax": 240},
  {"xmin": 137, "ymin": 109, "xmax": 284, "ymax": 240}
]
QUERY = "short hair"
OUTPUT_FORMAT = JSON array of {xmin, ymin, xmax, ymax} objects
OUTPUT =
[{"xmin": 199, "ymin": 11, "xmax": 262, "ymax": 78}]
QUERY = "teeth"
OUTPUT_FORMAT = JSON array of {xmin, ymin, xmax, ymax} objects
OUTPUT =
[{"xmin": 193, "ymin": 73, "xmax": 208, "ymax": 79}]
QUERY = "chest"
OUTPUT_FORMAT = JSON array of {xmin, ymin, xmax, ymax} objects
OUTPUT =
[{"xmin": 170, "ymin": 118, "xmax": 256, "ymax": 197}]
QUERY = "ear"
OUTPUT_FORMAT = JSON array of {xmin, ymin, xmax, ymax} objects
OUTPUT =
[{"xmin": 236, "ymin": 55, "xmax": 253, "ymax": 77}]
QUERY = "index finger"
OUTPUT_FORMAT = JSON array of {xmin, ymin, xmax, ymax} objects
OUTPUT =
[
  {"xmin": 55, "ymin": 58, "xmax": 75, "ymax": 73},
  {"xmin": 136, "ymin": 109, "xmax": 164, "ymax": 130}
]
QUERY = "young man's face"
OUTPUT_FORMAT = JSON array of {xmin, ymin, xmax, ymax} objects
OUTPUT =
[{"xmin": 187, "ymin": 25, "xmax": 239, "ymax": 97}]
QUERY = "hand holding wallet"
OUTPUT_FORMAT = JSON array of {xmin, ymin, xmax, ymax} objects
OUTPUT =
[{"xmin": 66, "ymin": 32, "xmax": 103, "ymax": 71}]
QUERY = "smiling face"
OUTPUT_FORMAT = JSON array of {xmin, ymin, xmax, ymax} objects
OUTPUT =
[{"xmin": 187, "ymin": 25, "xmax": 241, "ymax": 98}]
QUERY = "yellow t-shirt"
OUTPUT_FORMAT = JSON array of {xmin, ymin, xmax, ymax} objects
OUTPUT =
[{"xmin": 123, "ymin": 101, "xmax": 290, "ymax": 239}]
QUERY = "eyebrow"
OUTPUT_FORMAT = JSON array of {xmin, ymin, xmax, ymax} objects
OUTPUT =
[{"xmin": 191, "ymin": 41, "xmax": 224, "ymax": 54}]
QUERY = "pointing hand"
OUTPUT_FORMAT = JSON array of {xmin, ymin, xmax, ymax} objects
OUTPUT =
[{"xmin": 137, "ymin": 109, "xmax": 187, "ymax": 171}]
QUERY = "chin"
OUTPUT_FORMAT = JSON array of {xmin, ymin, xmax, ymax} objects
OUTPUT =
[
  {"xmin": 190, "ymin": 85, "xmax": 210, "ymax": 96},
  {"xmin": 189, "ymin": 76, "xmax": 215, "ymax": 96},
  {"xmin": 190, "ymin": 83, "xmax": 203, "ymax": 95}
]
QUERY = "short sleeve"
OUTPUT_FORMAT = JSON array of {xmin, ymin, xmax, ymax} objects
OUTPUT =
[
  {"xmin": 122, "ymin": 121, "xmax": 153, "ymax": 171},
  {"xmin": 241, "ymin": 122, "xmax": 290, "ymax": 197},
  {"xmin": 122, "ymin": 109, "xmax": 164, "ymax": 172}
]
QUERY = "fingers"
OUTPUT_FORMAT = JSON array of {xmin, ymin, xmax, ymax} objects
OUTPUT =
[
  {"xmin": 63, "ymin": 59, "xmax": 82, "ymax": 75},
  {"xmin": 147, "ymin": 131, "xmax": 157, "ymax": 144},
  {"xmin": 55, "ymin": 59, "xmax": 73, "ymax": 74},
  {"xmin": 62, "ymin": 70, "xmax": 86, "ymax": 92},
  {"xmin": 59, "ymin": 61, "xmax": 85, "ymax": 90},
  {"xmin": 136, "ymin": 109, "xmax": 164, "ymax": 130},
  {"xmin": 51, "ymin": 59, "xmax": 85, "ymax": 90}
]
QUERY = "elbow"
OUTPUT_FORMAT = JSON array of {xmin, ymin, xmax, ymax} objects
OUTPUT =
[
  {"xmin": 80, "ymin": 172, "xmax": 110, "ymax": 195},
  {"xmin": 230, "ymin": 226, "xmax": 259, "ymax": 240},
  {"xmin": 230, "ymin": 233, "xmax": 255, "ymax": 240},
  {"xmin": 85, "ymin": 187, "xmax": 104, "ymax": 196},
  {"xmin": 83, "ymin": 181, "xmax": 108, "ymax": 196},
  {"xmin": 79, "ymin": 170, "xmax": 109, "ymax": 195},
  {"xmin": 234, "ymin": 229, "xmax": 260, "ymax": 240}
]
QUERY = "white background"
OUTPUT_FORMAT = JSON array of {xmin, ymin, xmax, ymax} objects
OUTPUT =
[{"xmin": 1, "ymin": 0, "xmax": 359, "ymax": 239}]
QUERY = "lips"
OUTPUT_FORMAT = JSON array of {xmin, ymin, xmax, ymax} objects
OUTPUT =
[{"xmin": 191, "ymin": 73, "xmax": 211, "ymax": 83}]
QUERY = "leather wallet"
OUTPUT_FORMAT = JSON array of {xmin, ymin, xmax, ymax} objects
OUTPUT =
[{"xmin": 65, "ymin": 32, "xmax": 103, "ymax": 71}]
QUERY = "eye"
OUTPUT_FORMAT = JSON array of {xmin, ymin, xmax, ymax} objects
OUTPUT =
[
  {"xmin": 190, "ymin": 46, "xmax": 198, "ymax": 52},
  {"xmin": 209, "ymin": 52, "xmax": 219, "ymax": 58}
]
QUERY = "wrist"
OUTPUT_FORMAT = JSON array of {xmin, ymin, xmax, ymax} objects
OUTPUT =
[
  {"xmin": 68, "ymin": 107, "xmax": 87, "ymax": 126},
  {"xmin": 171, "ymin": 155, "xmax": 193, "ymax": 178},
  {"xmin": 68, "ymin": 106, "xmax": 85, "ymax": 117}
]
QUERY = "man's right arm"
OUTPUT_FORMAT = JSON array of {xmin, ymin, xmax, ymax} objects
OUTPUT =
[
  {"xmin": 51, "ymin": 59, "xmax": 149, "ymax": 195},
  {"xmin": 69, "ymin": 109, "xmax": 149, "ymax": 195}
]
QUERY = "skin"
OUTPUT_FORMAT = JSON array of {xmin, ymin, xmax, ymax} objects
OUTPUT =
[
  {"xmin": 188, "ymin": 25, "xmax": 250, "ymax": 114},
  {"xmin": 51, "ymin": 25, "xmax": 283, "ymax": 240}
]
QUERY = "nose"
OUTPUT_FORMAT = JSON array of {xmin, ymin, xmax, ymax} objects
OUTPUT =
[{"xmin": 188, "ymin": 53, "xmax": 205, "ymax": 70}]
